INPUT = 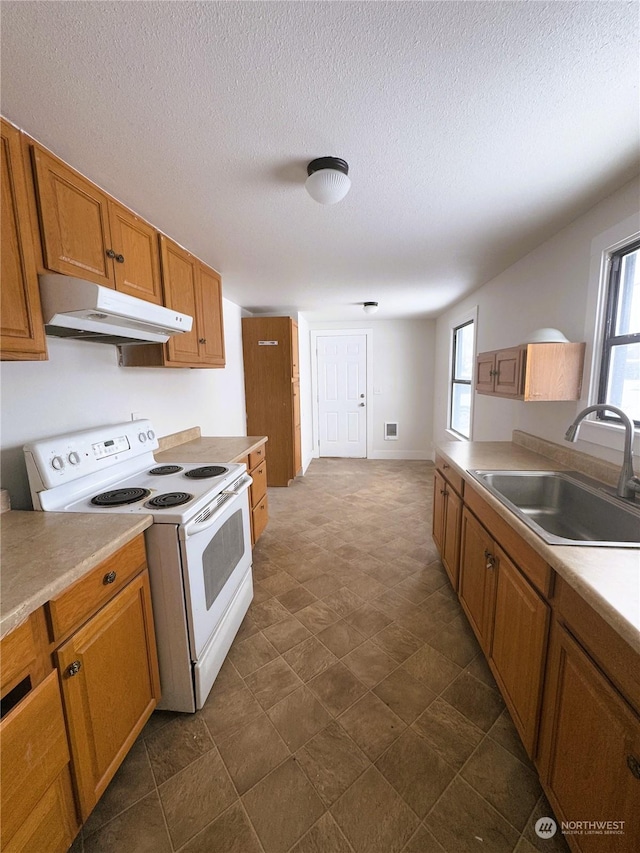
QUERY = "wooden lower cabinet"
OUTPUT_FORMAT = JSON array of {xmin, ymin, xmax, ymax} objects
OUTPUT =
[
  {"xmin": 56, "ymin": 569, "xmax": 160, "ymax": 820},
  {"xmin": 433, "ymin": 467, "xmax": 462, "ymax": 590},
  {"xmin": 458, "ymin": 508, "xmax": 496, "ymax": 652},
  {"xmin": 538, "ymin": 621, "xmax": 640, "ymax": 852},
  {"xmin": 247, "ymin": 445, "xmax": 269, "ymax": 545}
]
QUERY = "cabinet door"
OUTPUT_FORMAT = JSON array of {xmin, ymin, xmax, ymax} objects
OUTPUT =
[
  {"xmin": 493, "ymin": 347, "xmax": 523, "ymax": 397},
  {"xmin": 475, "ymin": 351, "xmax": 496, "ymax": 393},
  {"xmin": 442, "ymin": 487, "xmax": 462, "ymax": 590},
  {"xmin": 160, "ymin": 236, "xmax": 200, "ymax": 365},
  {"xmin": 1, "ymin": 120, "xmax": 47, "ymax": 360},
  {"xmin": 108, "ymin": 201, "xmax": 162, "ymax": 304},
  {"xmin": 31, "ymin": 146, "xmax": 114, "ymax": 286},
  {"xmin": 538, "ymin": 622, "xmax": 640, "ymax": 852},
  {"xmin": 291, "ymin": 321, "xmax": 299, "ymax": 377},
  {"xmin": 55, "ymin": 571, "xmax": 160, "ymax": 820},
  {"xmin": 489, "ymin": 545, "xmax": 549, "ymax": 755},
  {"xmin": 458, "ymin": 508, "xmax": 495, "ymax": 652},
  {"xmin": 292, "ymin": 381, "xmax": 302, "ymax": 475},
  {"xmin": 432, "ymin": 470, "xmax": 446, "ymax": 554},
  {"xmin": 197, "ymin": 262, "xmax": 225, "ymax": 366}
]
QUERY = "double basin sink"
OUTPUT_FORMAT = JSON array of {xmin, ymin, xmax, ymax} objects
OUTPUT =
[{"xmin": 469, "ymin": 470, "xmax": 640, "ymax": 548}]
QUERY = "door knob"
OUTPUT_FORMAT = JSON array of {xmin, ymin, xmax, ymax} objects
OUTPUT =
[
  {"xmin": 359, "ymin": 402, "xmax": 365, "ymax": 407},
  {"xmin": 360, "ymin": 394, "xmax": 365, "ymax": 398}
]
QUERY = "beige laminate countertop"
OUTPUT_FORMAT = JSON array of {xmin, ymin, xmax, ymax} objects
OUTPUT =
[
  {"xmin": 154, "ymin": 435, "xmax": 267, "ymax": 465},
  {"xmin": 1, "ymin": 511, "xmax": 152, "ymax": 640},
  {"xmin": 437, "ymin": 441, "xmax": 640, "ymax": 654}
]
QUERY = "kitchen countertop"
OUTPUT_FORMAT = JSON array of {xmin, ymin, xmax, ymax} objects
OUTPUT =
[
  {"xmin": 437, "ymin": 441, "xmax": 640, "ymax": 654},
  {"xmin": 1, "ymin": 511, "xmax": 152, "ymax": 640},
  {"xmin": 155, "ymin": 434, "xmax": 268, "ymax": 465}
]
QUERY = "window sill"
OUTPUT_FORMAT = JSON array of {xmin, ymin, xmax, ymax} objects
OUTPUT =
[{"xmin": 445, "ymin": 429, "xmax": 469, "ymax": 443}]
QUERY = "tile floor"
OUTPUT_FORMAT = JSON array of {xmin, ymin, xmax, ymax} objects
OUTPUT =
[{"xmin": 73, "ymin": 458, "xmax": 568, "ymax": 853}]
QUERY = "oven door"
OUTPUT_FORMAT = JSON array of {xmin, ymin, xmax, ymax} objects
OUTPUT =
[{"xmin": 178, "ymin": 476, "xmax": 252, "ymax": 660}]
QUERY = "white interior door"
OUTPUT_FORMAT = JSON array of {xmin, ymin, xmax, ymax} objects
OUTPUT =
[{"xmin": 317, "ymin": 334, "xmax": 367, "ymax": 457}]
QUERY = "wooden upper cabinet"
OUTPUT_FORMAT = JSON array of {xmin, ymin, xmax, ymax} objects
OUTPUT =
[
  {"xmin": 1, "ymin": 119, "xmax": 48, "ymax": 360},
  {"xmin": 475, "ymin": 342, "xmax": 585, "ymax": 401},
  {"xmin": 198, "ymin": 262, "xmax": 225, "ymax": 366},
  {"xmin": 31, "ymin": 145, "xmax": 162, "ymax": 303},
  {"xmin": 161, "ymin": 237, "xmax": 201, "ymax": 364}
]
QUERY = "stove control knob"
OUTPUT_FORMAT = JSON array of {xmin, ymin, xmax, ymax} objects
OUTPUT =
[
  {"xmin": 138, "ymin": 432, "xmax": 147, "ymax": 443},
  {"xmin": 147, "ymin": 429, "xmax": 155, "ymax": 440},
  {"xmin": 68, "ymin": 452, "xmax": 81, "ymax": 466},
  {"xmin": 51, "ymin": 455, "xmax": 64, "ymax": 470}
]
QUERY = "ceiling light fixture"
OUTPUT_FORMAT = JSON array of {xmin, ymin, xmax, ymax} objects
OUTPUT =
[
  {"xmin": 305, "ymin": 157, "xmax": 350, "ymax": 204},
  {"xmin": 363, "ymin": 301, "xmax": 379, "ymax": 315}
]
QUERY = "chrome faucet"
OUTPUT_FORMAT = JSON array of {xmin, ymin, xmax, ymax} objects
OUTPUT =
[{"xmin": 564, "ymin": 405, "xmax": 640, "ymax": 500}]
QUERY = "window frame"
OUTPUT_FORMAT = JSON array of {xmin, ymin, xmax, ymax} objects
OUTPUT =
[
  {"xmin": 448, "ymin": 316, "xmax": 475, "ymax": 440},
  {"xmin": 596, "ymin": 237, "xmax": 640, "ymax": 427}
]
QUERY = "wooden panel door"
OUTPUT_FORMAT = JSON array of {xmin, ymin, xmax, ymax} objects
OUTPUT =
[
  {"xmin": 197, "ymin": 262, "xmax": 225, "ymax": 366},
  {"xmin": 432, "ymin": 470, "xmax": 446, "ymax": 555},
  {"xmin": 489, "ymin": 545, "xmax": 549, "ymax": 755},
  {"xmin": 442, "ymin": 487, "xmax": 462, "ymax": 590},
  {"xmin": 108, "ymin": 201, "xmax": 162, "ymax": 304},
  {"xmin": 1, "ymin": 120, "xmax": 47, "ymax": 360},
  {"xmin": 538, "ymin": 622, "xmax": 640, "ymax": 852},
  {"xmin": 317, "ymin": 334, "xmax": 367, "ymax": 458},
  {"xmin": 55, "ymin": 572, "xmax": 160, "ymax": 820},
  {"xmin": 293, "ymin": 381, "xmax": 302, "ymax": 475},
  {"xmin": 160, "ymin": 236, "xmax": 200, "ymax": 365},
  {"xmin": 494, "ymin": 347, "xmax": 523, "ymax": 397},
  {"xmin": 458, "ymin": 508, "xmax": 495, "ymax": 653},
  {"xmin": 31, "ymin": 146, "xmax": 114, "ymax": 286},
  {"xmin": 475, "ymin": 351, "xmax": 496, "ymax": 393}
]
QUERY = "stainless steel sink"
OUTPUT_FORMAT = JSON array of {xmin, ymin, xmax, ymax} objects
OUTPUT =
[{"xmin": 468, "ymin": 470, "xmax": 640, "ymax": 547}]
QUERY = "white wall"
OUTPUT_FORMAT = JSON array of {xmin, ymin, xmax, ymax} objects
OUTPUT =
[
  {"xmin": 0, "ymin": 298, "xmax": 247, "ymax": 509},
  {"xmin": 432, "ymin": 178, "xmax": 640, "ymax": 465},
  {"xmin": 306, "ymin": 318, "xmax": 436, "ymax": 460}
]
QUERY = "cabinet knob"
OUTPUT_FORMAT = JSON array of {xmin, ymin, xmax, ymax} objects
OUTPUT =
[
  {"xmin": 103, "ymin": 570, "xmax": 117, "ymax": 585},
  {"xmin": 440, "ymin": 489, "xmax": 447, "ymax": 496},
  {"xmin": 115, "ymin": 254, "xmax": 125, "ymax": 263},
  {"xmin": 199, "ymin": 338, "xmax": 207, "ymax": 344},
  {"xmin": 484, "ymin": 549, "xmax": 496, "ymax": 570},
  {"xmin": 627, "ymin": 755, "xmax": 640, "ymax": 779},
  {"xmin": 106, "ymin": 249, "xmax": 116, "ymax": 259},
  {"xmin": 65, "ymin": 660, "xmax": 82, "ymax": 678}
]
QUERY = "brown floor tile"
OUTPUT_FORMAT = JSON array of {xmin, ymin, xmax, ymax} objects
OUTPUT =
[
  {"xmin": 250, "ymin": 597, "xmax": 292, "ymax": 628},
  {"xmin": 263, "ymin": 614, "xmax": 312, "ymax": 652},
  {"xmin": 245, "ymin": 657, "xmax": 303, "ymax": 709},
  {"xmin": 290, "ymin": 813, "xmax": 353, "ymax": 853},
  {"xmin": 317, "ymin": 619, "xmax": 367, "ymax": 657},
  {"xmin": 425, "ymin": 776, "xmax": 520, "ymax": 853},
  {"xmin": 394, "ymin": 574, "xmax": 438, "ymax": 604},
  {"xmin": 373, "ymin": 588, "xmax": 418, "ymax": 620},
  {"xmin": 338, "ymin": 692, "xmax": 406, "ymax": 760},
  {"xmin": 370, "ymin": 622, "xmax": 424, "ymax": 663},
  {"xmin": 267, "ymin": 686, "xmax": 332, "ymax": 750},
  {"xmin": 342, "ymin": 639, "xmax": 398, "ymax": 688},
  {"xmin": 331, "ymin": 766, "xmax": 420, "ymax": 853},
  {"xmin": 158, "ymin": 749, "xmax": 237, "ymax": 849},
  {"xmin": 514, "ymin": 839, "xmax": 542, "ymax": 853},
  {"xmin": 344, "ymin": 603, "xmax": 393, "ymax": 637},
  {"xmin": 489, "ymin": 708, "xmax": 534, "ymax": 768},
  {"xmin": 278, "ymin": 586, "xmax": 318, "ymax": 613},
  {"xmin": 396, "ymin": 605, "xmax": 442, "ymax": 643},
  {"xmin": 141, "ymin": 709, "xmax": 178, "ymax": 738},
  {"xmin": 228, "ymin": 631, "xmax": 279, "ymax": 676},
  {"xmin": 322, "ymin": 586, "xmax": 366, "ymax": 617},
  {"xmin": 401, "ymin": 643, "xmax": 462, "ymax": 694},
  {"xmin": 308, "ymin": 662, "xmax": 368, "ymax": 716},
  {"xmin": 235, "ymin": 611, "xmax": 260, "ymax": 642},
  {"xmin": 209, "ymin": 657, "xmax": 244, "ymax": 697},
  {"xmin": 342, "ymin": 573, "xmax": 388, "ymax": 601},
  {"xmin": 251, "ymin": 580, "xmax": 273, "ymax": 603},
  {"xmin": 521, "ymin": 794, "xmax": 571, "ymax": 852},
  {"xmin": 426, "ymin": 615, "xmax": 480, "ymax": 667},
  {"xmin": 461, "ymin": 737, "xmax": 542, "ymax": 831},
  {"xmin": 296, "ymin": 600, "xmax": 341, "ymax": 633},
  {"xmin": 375, "ymin": 728, "xmax": 455, "ymax": 818},
  {"xmin": 411, "ymin": 697, "xmax": 484, "ymax": 771},
  {"xmin": 179, "ymin": 802, "xmax": 263, "ymax": 853},
  {"xmin": 296, "ymin": 720, "xmax": 370, "ymax": 806},
  {"xmin": 82, "ymin": 739, "xmax": 154, "ymax": 837},
  {"xmin": 304, "ymin": 572, "xmax": 343, "ymax": 597},
  {"xmin": 402, "ymin": 825, "xmax": 447, "ymax": 852},
  {"xmin": 242, "ymin": 758, "xmax": 325, "ymax": 853},
  {"xmin": 373, "ymin": 667, "xmax": 436, "ymax": 723},
  {"xmin": 145, "ymin": 714, "xmax": 213, "ymax": 785},
  {"xmin": 259, "ymin": 570, "xmax": 300, "ymax": 596},
  {"xmin": 200, "ymin": 684, "xmax": 263, "ymax": 742},
  {"xmin": 465, "ymin": 652, "xmax": 499, "ymax": 689},
  {"xmin": 282, "ymin": 634, "xmax": 338, "ymax": 680},
  {"xmin": 216, "ymin": 713, "xmax": 289, "ymax": 794},
  {"xmin": 441, "ymin": 671, "xmax": 505, "ymax": 732},
  {"xmin": 83, "ymin": 792, "xmax": 171, "ymax": 853}
]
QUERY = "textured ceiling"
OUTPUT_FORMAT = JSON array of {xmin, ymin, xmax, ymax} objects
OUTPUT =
[{"xmin": 1, "ymin": 1, "xmax": 638, "ymax": 320}]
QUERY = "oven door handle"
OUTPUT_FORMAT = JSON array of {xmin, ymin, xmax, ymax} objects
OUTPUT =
[{"xmin": 180, "ymin": 475, "xmax": 252, "ymax": 540}]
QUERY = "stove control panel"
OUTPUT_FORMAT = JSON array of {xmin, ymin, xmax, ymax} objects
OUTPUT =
[{"xmin": 92, "ymin": 435, "xmax": 130, "ymax": 459}]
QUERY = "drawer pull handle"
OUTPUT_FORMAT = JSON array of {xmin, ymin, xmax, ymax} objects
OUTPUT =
[
  {"xmin": 484, "ymin": 549, "xmax": 496, "ymax": 570},
  {"xmin": 66, "ymin": 660, "xmax": 82, "ymax": 678},
  {"xmin": 627, "ymin": 755, "xmax": 640, "ymax": 779},
  {"xmin": 103, "ymin": 571, "xmax": 117, "ymax": 585}
]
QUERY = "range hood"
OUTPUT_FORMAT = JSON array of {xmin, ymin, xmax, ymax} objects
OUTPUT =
[{"xmin": 39, "ymin": 274, "xmax": 193, "ymax": 345}]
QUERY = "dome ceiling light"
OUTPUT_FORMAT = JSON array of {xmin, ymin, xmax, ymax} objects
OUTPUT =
[
  {"xmin": 305, "ymin": 157, "xmax": 350, "ymax": 204},
  {"xmin": 362, "ymin": 301, "xmax": 379, "ymax": 315}
]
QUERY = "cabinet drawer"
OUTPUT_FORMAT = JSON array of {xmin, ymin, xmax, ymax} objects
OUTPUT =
[
  {"xmin": 3, "ymin": 765, "xmax": 77, "ymax": 853},
  {"xmin": 47, "ymin": 535, "xmax": 147, "ymax": 641},
  {"xmin": 1, "ymin": 608, "xmax": 50, "ymax": 700},
  {"xmin": 250, "ymin": 462, "xmax": 267, "ymax": 508},
  {"xmin": 252, "ymin": 494, "xmax": 269, "ymax": 544},
  {"xmin": 249, "ymin": 445, "xmax": 266, "ymax": 469},
  {"xmin": 0, "ymin": 670, "xmax": 71, "ymax": 848},
  {"xmin": 435, "ymin": 453, "xmax": 464, "ymax": 495}
]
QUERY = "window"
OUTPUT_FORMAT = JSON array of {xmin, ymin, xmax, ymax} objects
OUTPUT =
[
  {"xmin": 598, "ymin": 239, "xmax": 640, "ymax": 426},
  {"xmin": 449, "ymin": 319, "xmax": 475, "ymax": 439}
]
